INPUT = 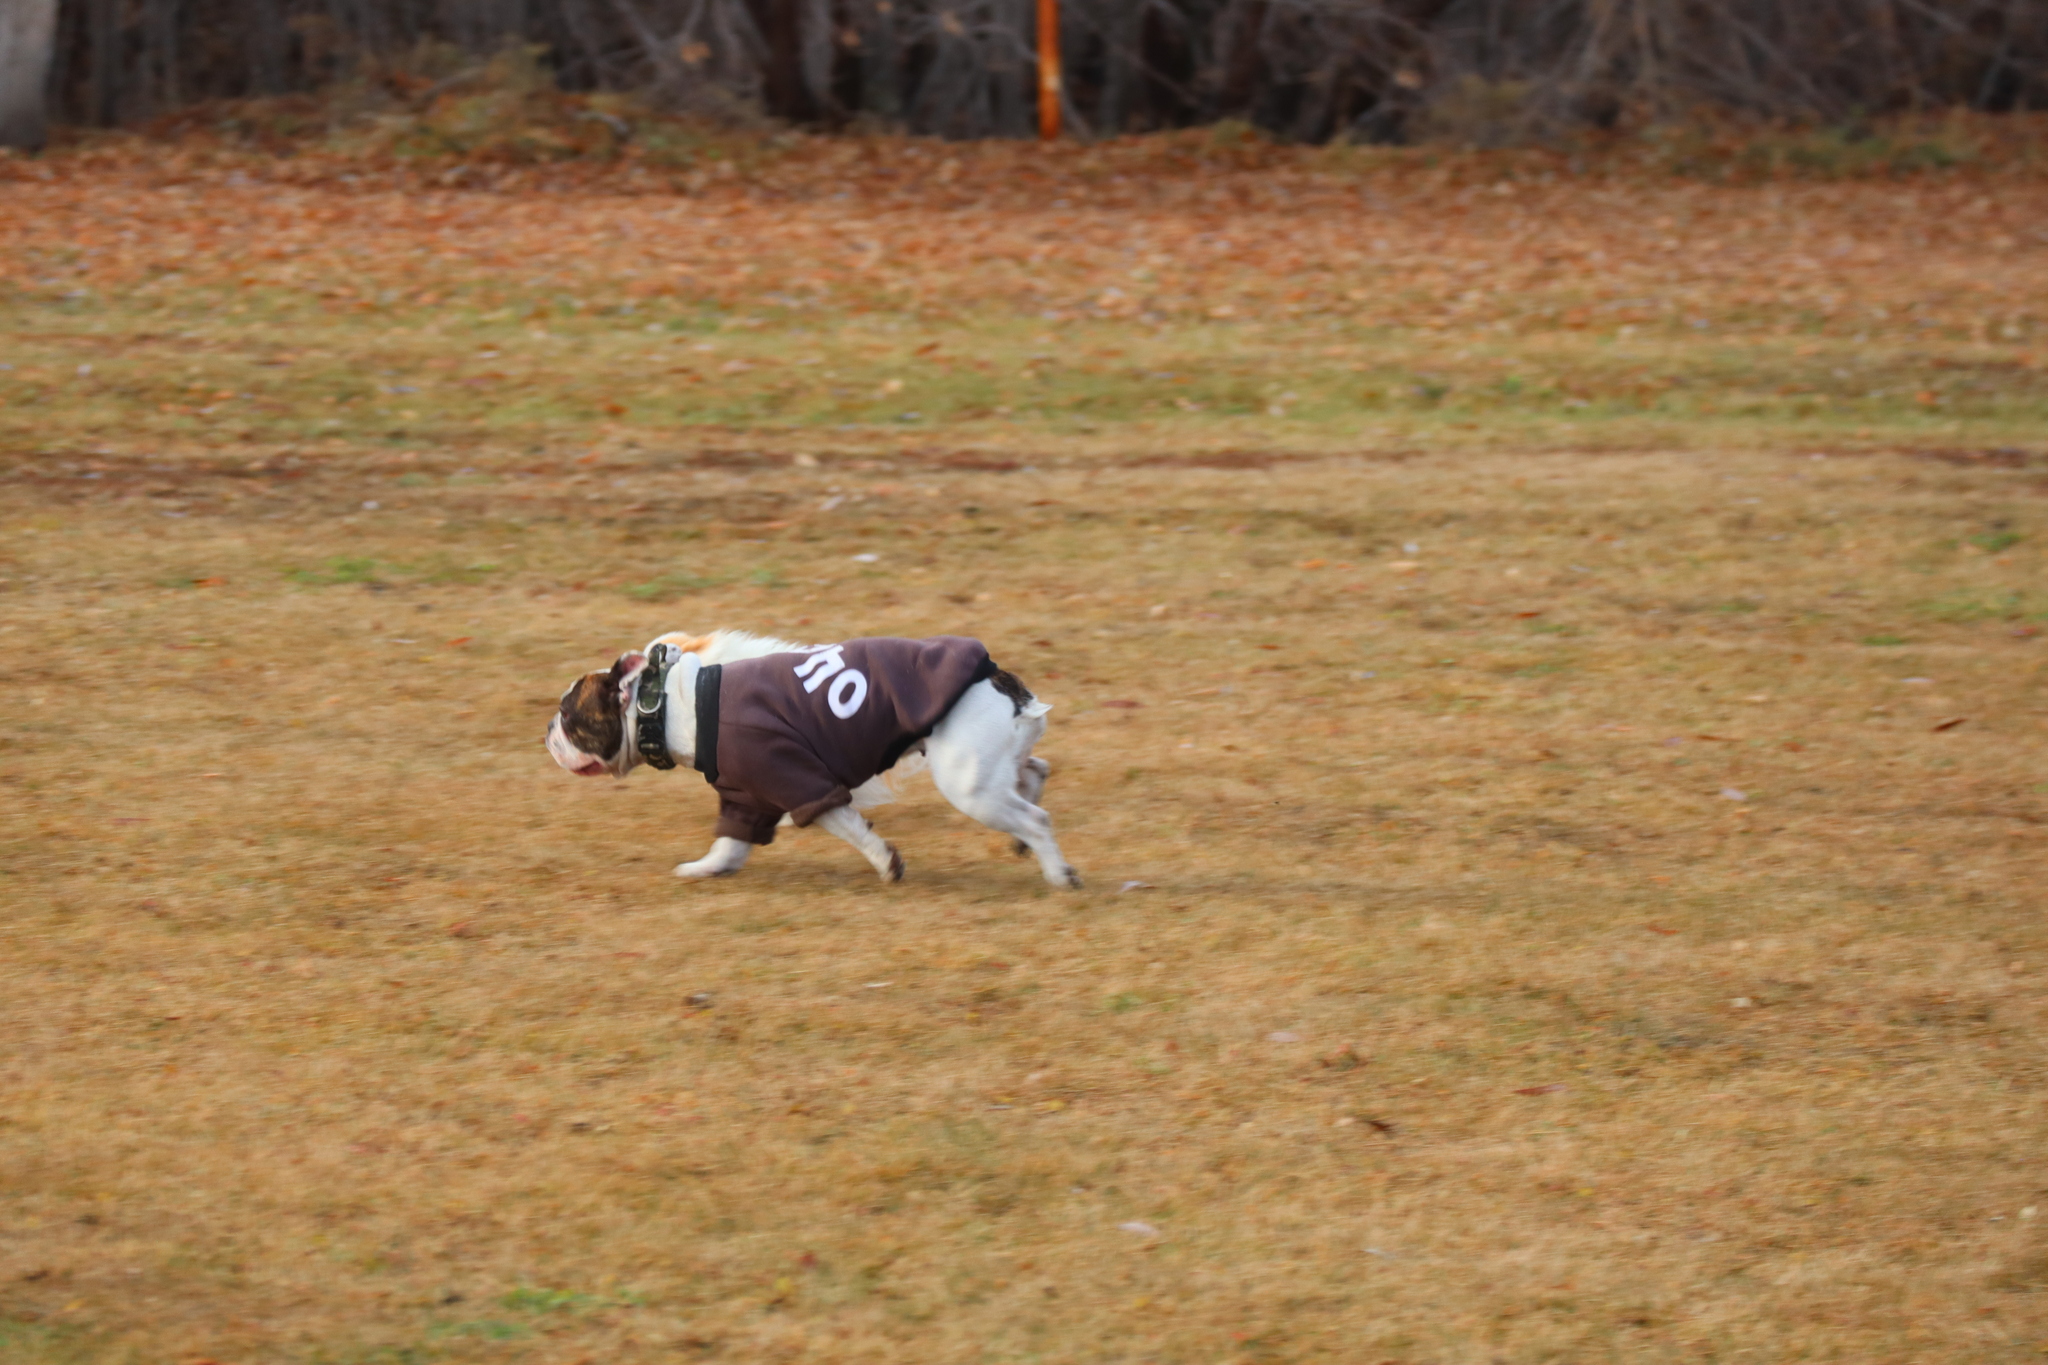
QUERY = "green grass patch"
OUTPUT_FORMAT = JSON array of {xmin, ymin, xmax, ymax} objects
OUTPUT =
[
  {"xmin": 624, "ymin": 569, "xmax": 726, "ymax": 601},
  {"xmin": 1913, "ymin": 590, "xmax": 2038, "ymax": 623},
  {"xmin": 287, "ymin": 557, "xmax": 382, "ymax": 587}
]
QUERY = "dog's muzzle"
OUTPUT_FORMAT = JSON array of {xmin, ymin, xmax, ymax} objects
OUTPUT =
[{"xmin": 546, "ymin": 715, "xmax": 611, "ymax": 776}]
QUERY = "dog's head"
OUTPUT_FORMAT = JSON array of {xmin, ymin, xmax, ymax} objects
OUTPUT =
[{"xmin": 545, "ymin": 651, "xmax": 646, "ymax": 777}]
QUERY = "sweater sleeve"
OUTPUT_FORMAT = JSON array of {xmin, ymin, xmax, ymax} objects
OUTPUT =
[{"xmin": 713, "ymin": 795, "xmax": 787, "ymax": 846}]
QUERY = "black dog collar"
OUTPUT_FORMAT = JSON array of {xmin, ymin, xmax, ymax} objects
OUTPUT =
[
  {"xmin": 634, "ymin": 645, "xmax": 678, "ymax": 770},
  {"xmin": 693, "ymin": 663, "xmax": 723, "ymax": 786}
]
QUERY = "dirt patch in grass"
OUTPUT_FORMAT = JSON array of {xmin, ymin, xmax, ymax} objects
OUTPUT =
[{"xmin": 1905, "ymin": 446, "xmax": 2042, "ymax": 469}]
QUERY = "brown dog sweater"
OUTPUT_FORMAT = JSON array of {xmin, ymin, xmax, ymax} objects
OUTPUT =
[{"xmin": 695, "ymin": 636, "xmax": 996, "ymax": 844}]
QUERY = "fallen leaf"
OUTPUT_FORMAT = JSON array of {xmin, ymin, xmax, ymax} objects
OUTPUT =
[
  {"xmin": 1515, "ymin": 1084, "xmax": 1567, "ymax": 1096},
  {"xmin": 1100, "ymin": 699, "xmax": 1143, "ymax": 708},
  {"xmin": 192, "ymin": 576, "xmax": 226, "ymax": 587},
  {"xmin": 1645, "ymin": 924, "xmax": 1679, "ymax": 935},
  {"xmin": 444, "ymin": 636, "xmax": 472, "ymax": 647},
  {"xmin": 1932, "ymin": 716, "xmax": 1968, "ymax": 732}
]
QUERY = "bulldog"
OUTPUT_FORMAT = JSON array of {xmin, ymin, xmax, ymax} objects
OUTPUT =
[{"xmin": 546, "ymin": 629, "xmax": 1081, "ymax": 887}]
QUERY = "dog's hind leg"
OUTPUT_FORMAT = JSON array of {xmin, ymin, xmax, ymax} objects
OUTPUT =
[
  {"xmin": 1011, "ymin": 756, "xmax": 1050, "ymax": 856},
  {"xmin": 937, "ymin": 769, "xmax": 1080, "ymax": 888},
  {"xmin": 676, "ymin": 836, "xmax": 753, "ymax": 880},
  {"xmin": 1018, "ymin": 755, "xmax": 1050, "ymax": 802},
  {"xmin": 927, "ymin": 684, "xmax": 1080, "ymax": 888},
  {"xmin": 814, "ymin": 804, "xmax": 905, "ymax": 883}
]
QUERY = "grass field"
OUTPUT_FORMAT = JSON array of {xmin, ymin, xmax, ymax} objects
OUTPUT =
[{"xmin": 3, "ymin": 132, "xmax": 2048, "ymax": 1363}]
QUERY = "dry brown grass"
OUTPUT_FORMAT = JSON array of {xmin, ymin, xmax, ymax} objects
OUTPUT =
[
  {"xmin": 4, "ymin": 148, "xmax": 2048, "ymax": 1364},
  {"xmin": 5, "ymin": 438, "xmax": 2047, "ymax": 1363}
]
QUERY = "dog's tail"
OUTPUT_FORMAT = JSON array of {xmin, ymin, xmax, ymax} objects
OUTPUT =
[{"xmin": 987, "ymin": 666, "xmax": 1049, "ymax": 719}]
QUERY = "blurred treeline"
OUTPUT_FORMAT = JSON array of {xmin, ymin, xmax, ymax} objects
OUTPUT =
[{"xmin": 48, "ymin": 0, "xmax": 2048, "ymax": 141}]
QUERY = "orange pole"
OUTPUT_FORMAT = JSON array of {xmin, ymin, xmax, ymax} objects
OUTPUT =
[{"xmin": 1037, "ymin": 0, "xmax": 1061, "ymax": 141}]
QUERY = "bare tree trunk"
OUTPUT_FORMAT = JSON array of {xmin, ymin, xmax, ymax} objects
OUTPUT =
[
  {"xmin": 88, "ymin": 0, "xmax": 119, "ymax": 122},
  {"xmin": 1097, "ymin": 0, "xmax": 1143, "ymax": 135},
  {"xmin": 858, "ymin": 0, "xmax": 900, "ymax": 120},
  {"xmin": 1209, "ymin": 0, "xmax": 1266, "ymax": 121},
  {"xmin": 799, "ymin": 0, "xmax": 836, "ymax": 121},
  {"xmin": 761, "ymin": 0, "xmax": 810, "ymax": 118},
  {"xmin": 0, "ymin": 0, "xmax": 58, "ymax": 149},
  {"xmin": 146, "ymin": 0, "xmax": 180, "ymax": 114},
  {"xmin": 247, "ymin": 0, "xmax": 289, "ymax": 95}
]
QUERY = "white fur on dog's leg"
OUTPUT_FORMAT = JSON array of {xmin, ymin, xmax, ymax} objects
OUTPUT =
[
  {"xmin": 675, "ymin": 836, "xmax": 753, "ymax": 880},
  {"xmin": 925, "ymin": 682, "xmax": 1080, "ymax": 888},
  {"xmin": 815, "ymin": 804, "xmax": 904, "ymax": 882},
  {"xmin": 1018, "ymin": 755, "xmax": 1050, "ymax": 805},
  {"xmin": 1012, "ymin": 756, "xmax": 1051, "ymax": 856}
]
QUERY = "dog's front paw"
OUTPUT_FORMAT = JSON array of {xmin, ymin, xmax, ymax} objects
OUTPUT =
[
  {"xmin": 881, "ymin": 845, "xmax": 905, "ymax": 883},
  {"xmin": 1050, "ymin": 864, "xmax": 1082, "ymax": 889},
  {"xmin": 675, "ymin": 859, "xmax": 740, "ymax": 880}
]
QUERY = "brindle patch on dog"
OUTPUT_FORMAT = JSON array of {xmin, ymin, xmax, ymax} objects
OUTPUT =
[
  {"xmin": 559, "ymin": 662, "xmax": 629, "ymax": 760},
  {"xmin": 988, "ymin": 667, "xmax": 1034, "ymax": 715}
]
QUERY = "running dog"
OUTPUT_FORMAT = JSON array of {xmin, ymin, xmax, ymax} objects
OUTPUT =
[{"xmin": 545, "ymin": 630, "xmax": 1080, "ymax": 887}]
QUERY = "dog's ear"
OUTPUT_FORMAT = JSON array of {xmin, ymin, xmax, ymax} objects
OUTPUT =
[{"xmin": 607, "ymin": 652, "xmax": 647, "ymax": 700}]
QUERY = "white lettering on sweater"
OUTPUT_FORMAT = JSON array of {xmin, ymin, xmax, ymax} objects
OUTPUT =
[
  {"xmin": 794, "ymin": 644, "xmax": 869, "ymax": 719},
  {"xmin": 826, "ymin": 669, "xmax": 868, "ymax": 718},
  {"xmin": 793, "ymin": 645, "xmax": 845, "ymax": 690}
]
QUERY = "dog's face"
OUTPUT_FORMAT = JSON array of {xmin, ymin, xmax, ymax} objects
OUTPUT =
[{"xmin": 545, "ymin": 652, "xmax": 645, "ymax": 777}]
